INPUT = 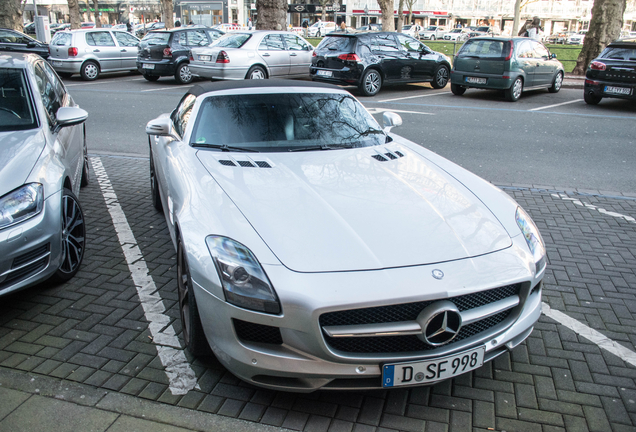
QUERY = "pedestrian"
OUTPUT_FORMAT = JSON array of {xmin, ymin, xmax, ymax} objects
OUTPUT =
[
  {"xmin": 518, "ymin": 19, "xmax": 532, "ymax": 37},
  {"xmin": 527, "ymin": 16, "xmax": 543, "ymax": 40},
  {"xmin": 340, "ymin": 21, "xmax": 346, "ymax": 32},
  {"xmin": 302, "ymin": 19, "xmax": 308, "ymax": 37},
  {"xmin": 126, "ymin": 21, "xmax": 132, "ymax": 33},
  {"xmin": 175, "ymin": 20, "xmax": 181, "ymax": 27},
  {"xmin": 248, "ymin": 18, "xmax": 252, "ymax": 30}
]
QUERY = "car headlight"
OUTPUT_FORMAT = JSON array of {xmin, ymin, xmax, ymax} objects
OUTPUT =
[
  {"xmin": 515, "ymin": 207, "xmax": 546, "ymax": 274},
  {"xmin": 0, "ymin": 183, "xmax": 44, "ymax": 230},
  {"xmin": 206, "ymin": 236, "xmax": 281, "ymax": 314}
]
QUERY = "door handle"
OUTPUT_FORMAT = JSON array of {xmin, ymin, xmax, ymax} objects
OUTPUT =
[
  {"xmin": 93, "ymin": 49, "xmax": 100, "ymax": 52},
  {"xmin": 289, "ymin": 53, "xmax": 297, "ymax": 56},
  {"xmin": 121, "ymin": 49, "xmax": 127, "ymax": 52},
  {"xmin": 262, "ymin": 53, "xmax": 270, "ymax": 57}
]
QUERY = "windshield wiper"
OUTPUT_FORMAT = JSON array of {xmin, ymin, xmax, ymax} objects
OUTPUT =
[
  {"xmin": 191, "ymin": 143, "xmax": 258, "ymax": 152},
  {"xmin": 288, "ymin": 145, "xmax": 338, "ymax": 152}
]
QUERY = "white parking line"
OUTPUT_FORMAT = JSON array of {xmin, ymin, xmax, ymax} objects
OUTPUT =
[
  {"xmin": 141, "ymin": 86, "xmax": 191, "ymax": 92},
  {"xmin": 529, "ymin": 99, "xmax": 583, "ymax": 111},
  {"xmin": 552, "ymin": 193, "xmax": 636, "ymax": 224},
  {"xmin": 377, "ymin": 91, "xmax": 451, "ymax": 103},
  {"xmin": 542, "ymin": 303, "xmax": 636, "ymax": 366},
  {"xmin": 365, "ymin": 107, "xmax": 434, "ymax": 115},
  {"xmin": 64, "ymin": 77, "xmax": 142, "ymax": 87},
  {"xmin": 90, "ymin": 157, "xmax": 199, "ymax": 395}
]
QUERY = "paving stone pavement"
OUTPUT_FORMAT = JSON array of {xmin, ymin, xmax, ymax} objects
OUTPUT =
[{"xmin": 1, "ymin": 155, "xmax": 635, "ymax": 432}]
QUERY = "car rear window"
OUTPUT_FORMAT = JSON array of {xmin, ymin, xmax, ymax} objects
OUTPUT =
[
  {"xmin": 0, "ymin": 69, "xmax": 37, "ymax": 131},
  {"xmin": 600, "ymin": 47, "xmax": 636, "ymax": 61},
  {"xmin": 142, "ymin": 32, "xmax": 171, "ymax": 45},
  {"xmin": 457, "ymin": 39, "xmax": 511, "ymax": 59},
  {"xmin": 316, "ymin": 36, "xmax": 355, "ymax": 52},
  {"xmin": 51, "ymin": 32, "xmax": 71, "ymax": 46},
  {"xmin": 213, "ymin": 33, "xmax": 251, "ymax": 48}
]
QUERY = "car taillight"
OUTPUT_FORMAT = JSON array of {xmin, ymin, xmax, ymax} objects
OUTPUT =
[
  {"xmin": 68, "ymin": 47, "xmax": 78, "ymax": 56},
  {"xmin": 163, "ymin": 47, "xmax": 172, "ymax": 57},
  {"xmin": 189, "ymin": 51, "xmax": 193, "ymax": 61},
  {"xmin": 505, "ymin": 44, "xmax": 513, "ymax": 61},
  {"xmin": 585, "ymin": 79, "xmax": 600, "ymax": 85},
  {"xmin": 216, "ymin": 51, "xmax": 230, "ymax": 63},
  {"xmin": 590, "ymin": 61, "xmax": 606, "ymax": 71},
  {"xmin": 312, "ymin": 51, "xmax": 317, "ymax": 57},
  {"xmin": 338, "ymin": 53, "xmax": 361, "ymax": 62}
]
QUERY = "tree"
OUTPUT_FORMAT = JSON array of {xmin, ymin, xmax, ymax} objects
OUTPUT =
[
  {"xmin": 93, "ymin": 0, "xmax": 101, "ymax": 27},
  {"xmin": 67, "ymin": 0, "xmax": 81, "ymax": 29},
  {"xmin": 377, "ymin": 0, "xmax": 395, "ymax": 31},
  {"xmin": 405, "ymin": 0, "xmax": 416, "ymax": 26},
  {"xmin": 161, "ymin": 0, "xmax": 174, "ymax": 28},
  {"xmin": 0, "ymin": 0, "xmax": 22, "ymax": 31},
  {"xmin": 572, "ymin": 0, "xmax": 626, "ymax": 75},
  {"xmin": 84, "ymin": 0, "xmax": 92, "ymax": 23},
  {"xmin": 319, "ymin": 0, "xmax": 328, "ymax": 22},
  {"xmin": 396, "ymin": 0, "xmax": 405, "ymax": 32},
  {"xmin": 255, "ymin": 0, "xmax": 286, "ymax": 30}
]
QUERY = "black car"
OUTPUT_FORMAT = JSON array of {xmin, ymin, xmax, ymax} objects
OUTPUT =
[
  {"xmin": 137, "ymin": 27, "xmax": 224, "ymax": 84},
  {"xmin": 584, "ymin": 37, "xmax": 636, "ymax": 105},
  {"xmin": 310, "ymin": 32, "xmax": 452, "ymax": 96},
  {"xmin": 0, "ymin": 28, "xmax": 49, "ymax": 59}
]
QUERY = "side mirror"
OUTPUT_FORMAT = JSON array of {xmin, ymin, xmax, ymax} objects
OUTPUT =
[
  {"xmin": 146, "ymin": 117, "xmax": 178, "ymax": 140},
  {"xmin": 551, "ymin": 53, "xmax": 557, "ymax": 59},
  {"xmin": 56, "ymin": 106, "xmax": 88, "ymax": 130},
  {"xmin": 383, "ymin": 112, "xmax": 402, "ymax": 133}
]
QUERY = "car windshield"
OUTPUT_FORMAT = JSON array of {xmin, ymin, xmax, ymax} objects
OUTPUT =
[
  {"xmin": 0, "ymin": 69, "xmax": 37, "ymax": 132},
  {"xmin": 403, "ymin": 26, "xmax": 412, "ymax": 30},
  {"xmin": 213, "ymin": 33, "xmax": 251, "ymax": 48},
  {"xmin": 600, "ymin": 47, "xmax": 636, "ymax": 61},
  {"xmin": 449, "ymin": 29, "xmax": 461, "ymax": 33},
  {"xmin": 457, "ymin": 39, "xmax": 510, "ymax": 59},
  {"xmin": 191, "ymin": 92, "xmax": 386, "ymax": 152},
  {"xmin": 425, "ymin": 26, "xmax": 437, "ymax": 31},
  {"xmin": 476, "ymin": 27, "xmax": 490, "ymax": 32},
  {"xmin": 142, "ymin": 32, "xmax": 171, "ymax": 44}
]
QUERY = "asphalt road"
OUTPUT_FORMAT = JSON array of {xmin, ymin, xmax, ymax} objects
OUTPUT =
[{"xmin": 65, "ymin": 72, "xmax": 636, "ymax": 194}]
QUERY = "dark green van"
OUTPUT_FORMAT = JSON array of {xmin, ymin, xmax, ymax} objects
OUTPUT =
[{"xmin": 450, "ymin": 37, "xmax": 564, "ymax": 101}]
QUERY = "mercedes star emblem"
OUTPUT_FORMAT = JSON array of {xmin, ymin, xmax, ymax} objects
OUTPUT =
[
  {"xmin": 432, "ymin": 269, "xmax": 444, "ymax": 280},
  {"xmin": 416, "ymin": 301, "xmax": 463, "ymax": 346}
]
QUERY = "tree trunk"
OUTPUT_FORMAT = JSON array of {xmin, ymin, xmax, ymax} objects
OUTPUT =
[
  {"xmin": 85, "ymin": 0, "xmax": 92, "ymax": 22},
  {"xmin": 320, "ymin": 0, "xmax": 327, "ymax": 22},
  {"xmin": 377, "ymin": 0, "xmax": 394, "ymax": 31},
  {"xmin": 572, "ymin": 0, "xmax": 626, "ymax": 75},
  {"xmin": 67, "ymin": 0, "xmax": 82, "ymax": 29},
  {"xmin": 397, "ymin": 0, "xmax": 404, "ymax": 32},
  {"xmin": 256, "ymin": 0, "xmax": 286, "ymax": 30},
  {"xmin": 93, "ymin": 0, "xmax": 100, "ymax": 27},
  {"xmin": 0, "ymin": 0, "xmax": 22, "ymax": 31},
  {"xmin": 162, "ymin": 0, "xmax": 174, "ymax": 28}
]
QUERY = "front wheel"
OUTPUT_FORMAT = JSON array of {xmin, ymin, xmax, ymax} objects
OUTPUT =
[
  {"xmin": 431, "ymin": 35, "xmax": 436, "ymax": 41},
  {"xmin": 246, "ymin": 65, "xmax": 267, "ymax": 79},
  {"xmin": 450, "ymin": 83, "xmax": 466, "ymax": 95},
  {"xmin": 175, "ymin": 63, "xmax": 193, "ymax": 84},
  {"xmin": 51, "ymin": 188, "xmax": 86, "ymax": 282},
  {"xmin": 359, "ymin": 69, "xmax": 382, "ymax": 96},
  {"xmin": 584, "ymin": 91, "xmax": 602, "ymax": 105},
  {"xmin": 177, "ymin": 239, "xmax": 211, "ymax": 356},
  {"xmin": 431, "ymin": 65, "xmax": 450, "ymax": 89},
  {"xmin": 505, "ymin": 77, "xmax": 523, "ymax": 102},
  {"xmin": 80, "ymin": 61, "xmax": 99, "ymax": 81},
  {"xmin": 548, "ymin": 72, "xmax": 563, "ymax": 93}
]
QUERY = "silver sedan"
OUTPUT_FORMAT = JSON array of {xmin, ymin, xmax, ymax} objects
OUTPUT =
[
  {"xmin": 189, "ymin": 30, "xmax": 314, "ymax": 80},
  {"xmin": 0, "ymin": 53, "xmax": 89, "ymax": 296}
]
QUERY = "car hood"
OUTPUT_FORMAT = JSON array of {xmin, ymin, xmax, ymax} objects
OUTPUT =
[
  {"xmin": 197, "ymin": 145, "xmax": 512, "ymax": 273},
  {"xmin": 0, "ymin": 129, "xmax": 45, "ymax": 196}
]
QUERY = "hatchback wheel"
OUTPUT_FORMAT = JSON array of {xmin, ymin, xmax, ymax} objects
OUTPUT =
[
  {"xmin": 450, "ymin": 83, "xmax": 466, "ymax": 96},
  {"xmin": 431, "ymin": 65, "xmax": 450, "ymax": 89},
  {"xmin": 80, "ymin": 61, "xmax": 99, "ymax": 81},
  {"xmin": 548, "ymin": 72, "xmax": 563, "ymax": 93},
  {"xmin": 143, "ymin": 74, "xmax": 160, "ymax": 82},
  {"xmin": 246, "ymin": 65, "xmax": 267, "ymax": 79},
  {"xmin": 52, "ymin": 189, "xmax": 86, "ymax": 282},
  {"xmin": 359, "ymin": 69, "xmax": 382, "ymax": 97},
  {"xmin": 177, "ymin": 239, "xmax": 211, "ymax": 356},
  {"xmin": 505, "ymin": 77, "xmax": 523, "ymax": 102},
  {"xmin": 584, "ymin": 91, "xmax": 602, "ymax": 105},
  {"xmin": 175, "ymin": 63, "xmax": 193, "ymax": 84}
]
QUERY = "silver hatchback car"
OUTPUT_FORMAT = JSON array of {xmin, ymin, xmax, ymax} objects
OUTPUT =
[
  {"xmin": 48, "ymin": 29, "xmax": 140, "ymax": 80},
  {"xmin": 0, "ymin": 53, "xmax": 89, "ymax": 296}
]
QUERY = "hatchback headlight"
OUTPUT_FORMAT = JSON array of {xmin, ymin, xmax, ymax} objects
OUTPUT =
[
  {"xmin": 206, "ymin": 236, "xmax": 281, "ymax": 314},
  {"xmin": 0, "ymin": 183, "xmax": 44, "ymax": 230},
  {"xmin": 515, "ymin": 207, "xmax": 546, "ymax": 274}
]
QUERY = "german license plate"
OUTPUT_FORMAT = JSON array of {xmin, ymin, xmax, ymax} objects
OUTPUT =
[
  {"xmin": 382, "ymin": 346, "xmax": 485, "ymax": 387},
  {"xmin": 604, "ymin": 86, "xmax": 631, "ymax": 95},
  {"xmin": 142, "ymin": 63, "xmax": 155, "ymax": 69},
  {"xmin": 199, "ymin": 55, "xmax": 211, "ymax": 62},
  {"xmin": 52, "ymin": 61, "xmax": 63, "ymax": 67},
  {"xmin": 466, "ymin": 77, "xmax": 487, "ymax": 84},
  {"xmin": 317, "ymin": 70, "xmax": 333, "ymax": 77}
]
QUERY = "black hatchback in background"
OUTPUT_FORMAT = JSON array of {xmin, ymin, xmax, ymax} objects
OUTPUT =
[
  {"xmin": 137, "ymin": 27, "xmax": 224, "ymax": 84},
  {"xmin": 0, "ymin": 28, "xmax": 49, "ymax": 59},
  {"xmin": 584, "ymin": 38, "xmax": 636, "ymax": 105},
  {"xmin": 310, "ymin": 32, "xmax": 452, "ymax": 96}
]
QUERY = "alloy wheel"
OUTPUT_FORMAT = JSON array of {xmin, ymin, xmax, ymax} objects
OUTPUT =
[
  {"xmin": 59, "ymin": 194, "xmax": 85, "ymax": 275},
  {"xmin": 512, "ymin": 78, "xmax": 523, "ymax": 100},
  {"xmin": 179, "ymin": 65, "xmax": 192, "ymax": 83},
  {"xmin": 554, "ymin": 73, "xmax": 563, "ymax": 91},
  {"xmin": 250, "ymin": 69, "xmax": 265, "ymax": 79},
  {"xmin": 436, "ymin": 67, "xmax": 449, "ymax": 87},
  {"xmin": 365, "ymin": 71, "xmax": 381, "ymax": 95},
  {"xmin": 177, "ymin": 242, "xmax": 192, "ymax": 345}
]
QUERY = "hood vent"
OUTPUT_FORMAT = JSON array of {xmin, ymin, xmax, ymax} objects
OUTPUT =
[
  {"xmin": 218, "ymin": 160, "xmax": 272, "ymax": 168},
  {"xmin": 372, "ymin": 150, "xmax": 405, "ymax": 162},
  {"xmin": 219, "ymin": 160, "xmax": 236, "ymax": 166},
  {"xmin": 238, "ymin": 160, "xmax": 256, "ymax": 168}
]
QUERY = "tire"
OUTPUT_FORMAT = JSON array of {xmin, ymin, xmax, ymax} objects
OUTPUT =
[
  {"xmin": 246, "ymin": 65, "xmax": 267, "ymax": 80},
  {"xmin": 175, "ymin": 63, "xmax": 193, "ymax": 84},
  {"xmin": 431, "ymin": 35, "xmax": 436, "ymax": 40},
  {"xmin": 450, "ymin": 83, "xmax": 466, "ymax": 95},
  {"xmin": 584, "ymin": 91, "xmax": 602, "ymax": 105},
  {"xmin": 431, "ymin": 65, "xmax": 450, "ymax": 89},
  {"xmin": 80, "ymin": 126, "xmax": 89, "ymax": 187},
  {"xmin": 143, "ymin": 74, "xmax": 160, "ymax": 82},
  {"xmin": 58, "ymin": 72, "xmax": 73, "ymax": 79},
  {"xmin": 548, "ymin": 71, "xmax": 563, "ymax": 93},
  {"xmin": 80, "ymin": 61, "xmax": 99, "ymax": 81},
  {"xmin": 177, "ymin": 238, "xmax": 211, "ymax": 356},
  {"xmin": 359, "ymin": 69, "xmax": 382, "ymax": 96},
  {"xmin": 150, "ymin": 151, "xmax": 163, "ymax": 211},
  {"xmin": 51, "ymin": 188, "xmax": 86, "ymax": 283},
  {"xmin": 505, "ymin": 77, "xmax": 523, "ymax": 102}
]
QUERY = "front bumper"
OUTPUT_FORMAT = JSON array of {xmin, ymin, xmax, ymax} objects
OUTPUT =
[
  {"xmin": 451, "ymin": 70, "xmax": 516, "ymax": 90},
  {"xmin": 192, "ymin": 235, "xmax": 543, "ymax": 392},
  {"xmin": 584, "ymin": 79, "xmax": 636, "ymax": 101},
  {"xmin": 0, "ymin": 190, "xmax": 63, "ymax": 297}
]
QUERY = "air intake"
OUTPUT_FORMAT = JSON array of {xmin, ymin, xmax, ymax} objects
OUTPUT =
[
  {"xmin": 219, "ymin": 160, "xmax": 236, "ymax": 166},
  {"xmin": 372, "ymin": 154, "xmax": 388, "ymax": 162},
  {"xmin": 238, "ymin": 161, "xmax": 256, "ymax": 168}
]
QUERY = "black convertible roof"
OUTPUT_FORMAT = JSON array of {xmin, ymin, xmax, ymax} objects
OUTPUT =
[{"xmin": 188, "ymin": 79, "xmax": 341, "ymax": 97}]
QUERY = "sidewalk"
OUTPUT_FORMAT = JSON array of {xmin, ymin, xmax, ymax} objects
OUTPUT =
[
  {"xmin": 0, "ymin": 368, "xmax": 284, "ymax": 432},
  {"xmin": 562, "ymin": 72, "xmax": 585, "ymax": 88}
]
